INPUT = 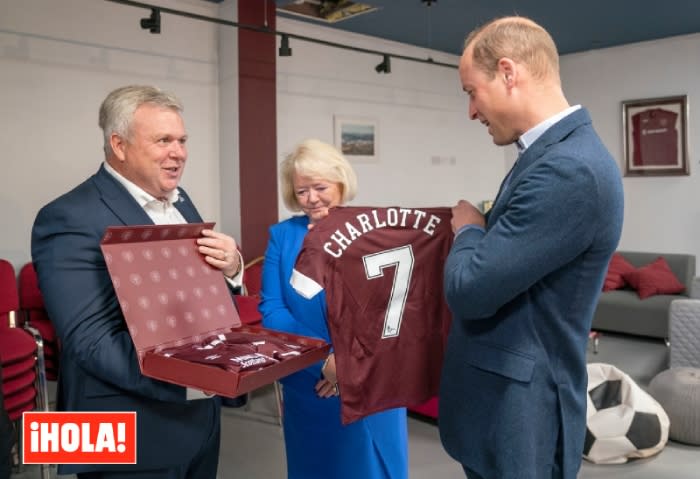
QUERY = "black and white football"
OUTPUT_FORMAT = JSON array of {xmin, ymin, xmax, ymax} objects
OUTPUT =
[{"xmin": 584, "ymin": 363, "xmax": 670, "ymax": 464}]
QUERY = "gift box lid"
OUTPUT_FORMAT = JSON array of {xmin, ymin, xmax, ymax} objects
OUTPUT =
[{"xmin": 100, "ymin": 223, "xmax": 241, "ymax": 355}]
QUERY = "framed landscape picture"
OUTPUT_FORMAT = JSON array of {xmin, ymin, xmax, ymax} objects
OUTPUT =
[
  {"xmin": 334, "ymin": 116, "xmax": 378, "ymax": 162},
  {"xmin": 622, "ymin": 95, "xmax": 689, "ymax": 176}
]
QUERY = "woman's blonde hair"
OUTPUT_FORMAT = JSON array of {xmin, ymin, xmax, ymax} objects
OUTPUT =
[{"xmin": 280, "ymin": 139, "xmax": 358, "ymax": 212}]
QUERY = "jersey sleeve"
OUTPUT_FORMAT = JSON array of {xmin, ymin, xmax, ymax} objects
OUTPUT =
[
  {"xmin": 289, "ymin": 229, "xmax": 328, "ymax": 299},
  {"xmin": 290, "ymin": 268, "xmax": 323, "ymax": 299}
]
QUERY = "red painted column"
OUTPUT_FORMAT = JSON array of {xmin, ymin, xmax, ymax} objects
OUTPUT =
[{"xmin": 238, "ymin": 0, "xmax": 278, "ymax": 261}]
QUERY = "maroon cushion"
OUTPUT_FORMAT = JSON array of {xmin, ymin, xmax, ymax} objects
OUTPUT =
[
  {"xmin": 7, "ymin": 400, "xmax": 37, "ymax": 421},
  {"xmin": 40, "ymin": 343, "xmax": 59, "ymax": 358},
  {"xmin": 2, "ymin": 369, "xmax": 36, "ymax": 396},
  {"xmin": 0, "ymin": 329, "xmax": 37, "ymax": 364},
  {"xmin": 43, "ymin": 359, "xmax": 59, "ymax": 380},
  {"xmin": 4, "ymin": 384, "xmax": 36, "ymax": 412},
  {"xmin": 43, "ymin": 357, "xmax": 58, "ymax": 369},
  {"xmin": 1, "ymin": 356, "xmax": 36, "ymax": 380},
  {"xmin": 26, "ymin": 315, "xmax": 57, "ymax": 343},
  {"xmin": 622, "ymin": 257, "xmax": 686, "ymax": 299},
  {"xmin": 409, "ymin": 396, "xmax": 439, "ymax": 419},
  {"xmin": 243, "ymin": 259, "xmax": 263, "ymax": 298},
  {"xmin": 0, "ymin": 259, "xmax": 19, "ymax": 317},
  {"xmin": 237, "ymin": 295, "xmax": 262, "ymax": 325},
  {"xmin": 603, "ymin": 253, "xmax": 636, "ymax": 291},
  {"xmin": 19, "ymin": 262, "xmax": 45, "ymax": 310},
  {"xmin": 6, "ymin": 393, "xmax": 37, "ymax": 421}
]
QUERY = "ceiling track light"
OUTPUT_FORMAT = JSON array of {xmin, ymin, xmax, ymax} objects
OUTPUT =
[
  {"xmin": 103, "ymin": 0, "xmax": 457, "ymax": 69},
  {"xmin": 375, "ymin": 54, "xmax": 391, "ymax": 74},
  {"xmin": 279, "ymin": 34, "xmax": 293, "ymax": 57},
  {"xmin": 140, "ymin": 8, "xmax": 161, "ymax": 34}
]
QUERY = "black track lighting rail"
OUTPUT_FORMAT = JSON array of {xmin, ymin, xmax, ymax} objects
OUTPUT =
[{"xmin": 103, "ymin": 0, "xmax": 458, "ymax": 70}]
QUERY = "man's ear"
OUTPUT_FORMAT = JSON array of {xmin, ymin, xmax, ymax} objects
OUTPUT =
[
  {"xmin": 498, "ymin": 58, "xmax": 517, "ymax": 87},
  {"xmin": 110, "ymin": 133, "xmax": 127, "ymax": 162}
]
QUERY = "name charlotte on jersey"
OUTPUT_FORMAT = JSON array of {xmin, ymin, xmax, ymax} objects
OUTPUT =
[{"xmin": 323, "ymin": 208, "xmax": 443, "ymax": 258}]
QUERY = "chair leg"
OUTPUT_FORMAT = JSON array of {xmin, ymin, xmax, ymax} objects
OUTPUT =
[
  {"xmin": 273, "ymin": 381, "xmax": 284, "ymax": 427},
  {"xmin": 24, "ymin": 325, "xmax": 50, "ymax": 412},
  {"xmin": 24, "ymin": 325, "xmax": 53, "ymax": 478},
  {"xmin": 11, "ymin": 419, "xmax": 23, "ymax": 474}
]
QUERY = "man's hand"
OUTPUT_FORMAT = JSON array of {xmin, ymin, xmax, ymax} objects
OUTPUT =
[
  {"xmin": 197, "ymin": 229, "xmax": 242, "ymax": 278},
  {"xmin": 451, "ymin": 200, "xmax": 485, "ymax": 233}
]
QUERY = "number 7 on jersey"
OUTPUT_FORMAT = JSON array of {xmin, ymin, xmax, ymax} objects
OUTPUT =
[{"xmin": 362, "ymin": 245, "xmax": 414, "ymax": 339}]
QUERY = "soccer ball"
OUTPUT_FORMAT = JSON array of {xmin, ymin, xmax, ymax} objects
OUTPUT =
[{"xmin": 583, "ymin": 363, "xmax": 670, "ymax": 464}]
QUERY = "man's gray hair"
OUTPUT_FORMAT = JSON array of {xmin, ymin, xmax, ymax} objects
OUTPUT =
[{"xmin": 98, "ymin": 85, "xmax": 183, "ymax": 155}]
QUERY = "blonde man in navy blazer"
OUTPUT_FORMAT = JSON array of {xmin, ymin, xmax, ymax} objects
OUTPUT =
[{"xmin": 440, "ymin": 17, "xmax": 624, "ymax": 479}]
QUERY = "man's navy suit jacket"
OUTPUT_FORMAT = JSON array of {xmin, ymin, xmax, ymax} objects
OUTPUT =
[
  {"xmin": 31, "ymin": 165, "xmax": 221, "ymax": 474},
  {"xmin": 439, "ymin": 108, "xmax": 624, "ymax": 479}
]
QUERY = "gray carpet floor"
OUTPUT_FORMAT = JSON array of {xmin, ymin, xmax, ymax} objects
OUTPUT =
[{"xmin": 11, "ymin": 332, "xmax": 700, "ymax": 478}]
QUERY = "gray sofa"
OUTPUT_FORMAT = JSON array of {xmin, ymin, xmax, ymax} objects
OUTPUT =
[{"xmin": 591, "ymin": 251, "xmax": 696, "ymax": 340}]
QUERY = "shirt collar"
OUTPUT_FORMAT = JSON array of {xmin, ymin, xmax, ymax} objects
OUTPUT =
[
  {"xmin": 103, "ymin": 161, "xmax": 180, "ymax": 207},
  {"xmin": 516, "ymin": 105, "xmax": 581, "ymax": 154}
]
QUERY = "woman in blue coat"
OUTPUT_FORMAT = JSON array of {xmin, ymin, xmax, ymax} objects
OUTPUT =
[{"xmin": 260, "ymin": 139, "xmax": 408, "ymax": 479}]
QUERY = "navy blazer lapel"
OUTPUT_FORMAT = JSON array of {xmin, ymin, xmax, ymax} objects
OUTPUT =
[
  {"xmin": 492, "ymin": 109, "xmax": 592, "ymax": 205},
  {"xmin": 93, "ymin": 164, "xmax": 153, "ymax": 226},
  {"xmin": 512, "ymin": 108, "xmax": 591, "ymax": 180},
  {"xmin": 94, "ymin": 164, "xmax": 204, "ymax": 225},
  {"xmin": 173, "ymin": 190, "xmax": 203, "ymax": 224},
  {"xmin": 491, "ymin": 160, "xmax": 518, "ymax": 207},
  {"xmin": 487, "ymin": 109, "xmax": 592, "ymax": 224}
]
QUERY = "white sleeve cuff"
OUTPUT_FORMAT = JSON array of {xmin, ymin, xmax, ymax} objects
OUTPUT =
[
  {"xmin": 290, "ymin": 268, "xmax": 323, "ymax": 299},
  {"xmin": 224, "ymin": 250, "xmax": 245, "ymax": 288}
]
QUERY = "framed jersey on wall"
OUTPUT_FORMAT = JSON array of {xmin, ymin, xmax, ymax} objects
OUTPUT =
[{"xmin": 622, "ymin": 95, "xmax": 689, "ymax": 176}]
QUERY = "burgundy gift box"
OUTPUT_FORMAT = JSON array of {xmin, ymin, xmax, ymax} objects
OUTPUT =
[{"xmin": 100, "ymin": 223, "xmax": 330, "ymax": 397}]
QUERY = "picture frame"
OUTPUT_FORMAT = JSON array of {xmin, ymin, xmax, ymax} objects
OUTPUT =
[
  {"xmin": 333, "ymin": 116, "xmax": 378, "ymax": 162},
  {"xmin": 622, "ymin": 95, "xmax": 689, "ymax": 176}
]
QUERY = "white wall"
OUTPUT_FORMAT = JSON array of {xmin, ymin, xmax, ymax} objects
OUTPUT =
[
  {"xmin": 561, "ymin": 33, "xmax": 700, "ymax": 261},
  {"xmin": 275, "ymin": 18, "xmax": 506, "ymax": 220},
  {"xmin": 1, "ymin": 1, "xmax": 699, "ymax": 272},
  {"xmin": 277, "ymin": 20, "xmax": 700, "ymax": 265},
  {"xmin": 0, "ymin": 0, "xmax": 223, "ymax": 270}
]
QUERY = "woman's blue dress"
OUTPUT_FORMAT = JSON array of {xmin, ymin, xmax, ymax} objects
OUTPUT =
[{"xmin": 260, "ymin": 215, "xmax": 408, "ymax": 479}]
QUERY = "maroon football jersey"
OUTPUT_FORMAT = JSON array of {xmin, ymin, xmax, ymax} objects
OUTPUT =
[
  {"xmin": 160, "ymin": 342, "xmax": 276, "ymax": 372},
  {"xmin": 290, "ymin": 206, "xmax": 453, "ymax": 424},
  {"xmin": 632, "ymin": 108, "xmax": 679, "ymax": 166}
]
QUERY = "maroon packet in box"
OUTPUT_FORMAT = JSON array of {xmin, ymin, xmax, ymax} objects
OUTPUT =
[{"xmin": 100, "ymin": 223, "xmax": 330, "ymax": 397}]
